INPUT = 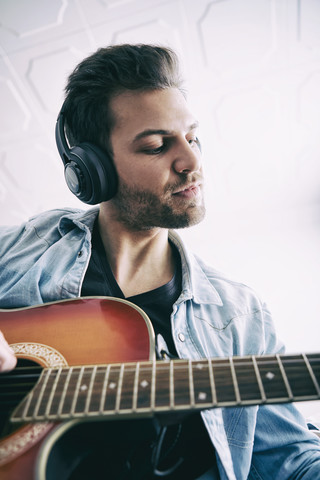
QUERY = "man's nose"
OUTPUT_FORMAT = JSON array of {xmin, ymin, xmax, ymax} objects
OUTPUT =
[{"xmin": 172, "ymin": 140, "xmax": 202, "ymax": 174}]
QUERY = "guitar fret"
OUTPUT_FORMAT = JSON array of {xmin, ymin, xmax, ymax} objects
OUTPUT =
[
  {"xmin": 303, "ymin": 354, "xmax": 320, "ymax": 396},
  {"xmin": 115, "ymin": 364, "xmax": 125, "ymax": 412},
  {"xmin": 38, "ymin": 369, "xmax": 63, "ymax": 418},
  {"xmin": 84, "ymin": 365, "xmax": 98, "ymax": 415},
  {"xmin": 74, "ymin": 371, "xmax": 87, "ymax": 413},
  {"xmin": 155, "ymin": 362, "xmax": 171, "ymax": 408},
  {"xmin": 170, "ymin": 361, "xmax": 174, "ymax": 408},
  {"xmin": 208, "ymin": 359, "xmax": 217, "ymax": 406},
  {"xmin": 172, "ymin": 361, "xmax": 190, "ymax": 407},
  {"xmin": 151, "ymin": 361, "xmax": 156, "ymax": 410},
  {"xmin": 188, "ymin": 360, "xmax": 195, "ymax": 407},
  {"xmin": 47, "ymin": 369, "xmax": 69, "ymax": 417},
  {"xmin": 73, "ymin": 366, "xmax": 96, "ymax": 414},
  {"xmin": 212, "ymin": 359, "xmax": 238, "ymax": 403},
  {"xmin": 13, "ymin": 370, "xmax": 43, "ymax": 420},
  {"xmin": 229, "ymin": 357, "xmax": 241, "ymax": 404},
  {"xmin": 31, "ymin": 368, "xmax": 52, "ymax": 419},
  {"xmin": 256, "ymin": 355, "xmax": 290, "ymax": 399},
  {"xmin": 16, "ymin": 392, "xmax": 33, "ymax": 420},
  {"xmin": 136, "ymin": 362, "xmax": 152, "ymax": 410},
  {"xmin": 99, "ymin": 365, "xmax": 111, "ymax": 413},
  {"xmin": 87, "ymin": 366, "xmax": 108, "ymax": 412},
  {"xmin": 70, "ymin": 367, "xmax": 85, "ymax": 415},
  {"xmin": 233, "ymin": 357, "xmax": 264, "ymax": 402},
  {"xmin": 57, "ymin": 367, "xmax": 72, "ymax": 416},
  {"xmin": 44, "ymin": 367, "xmax": 62, "ymax": 417},
  {"xmin": 61, "ymin": 367, "xmax": 85, "ymax": 415},
  {"xmin": 122, "ymin": 364, "xmax": 138, "ymax": 410},
  {"xmin": 252, "ymin": 356, "xmax": 267, "ymax": 403},
  {"xmin": 191, "ymin": 360, "xmax": 213, "ymax": 406},
  {"xmin": 276, "ymin": 355, "xmax": 293, "ymax": 400},
  {"xmin": 132, "ymin": 362, "xmax": 140, "ymax": 411},
  {"xmin": 102, "ymin": 365, "xmax": 119, "ymax": 412}
]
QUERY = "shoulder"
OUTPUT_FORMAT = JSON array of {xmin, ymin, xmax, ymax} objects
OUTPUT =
[
  {"xmin": 26, "ymin": 207, "xmax": 97, "ymax": 230},
  {"xmin": 195, "ymin": 253, "xmax": 266, "ymax": 311},
  {"xmin": 198, "ymin": 254, "xmax": 260, "ymax": 298},
  {"xmin": 171, "ymin": 232, "xmax": 283, "ymax": 355},
  {"xmin": 0, "ymin": 207, "xmax": 98, "ymax": 253},
  {"xmin": 189, "ymin": 254, "xmax": 283, "ymax": 355},
  {"xmin": 170, "ymin": 231, "xmax": 264, "ymax": 312},
  {"xmin": 27, "ymin": 207, "xmax": 84, "ymax": 224}
]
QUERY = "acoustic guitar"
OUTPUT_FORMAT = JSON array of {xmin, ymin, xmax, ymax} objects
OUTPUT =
[{"xmin": 0, "ymin": 297, "xmax": 319, "ymax": 480}]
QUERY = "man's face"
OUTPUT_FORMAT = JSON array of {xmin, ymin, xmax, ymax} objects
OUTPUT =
[{"xmin": 108, "ymin": 88, "xmax": 205, "ymax": 230}]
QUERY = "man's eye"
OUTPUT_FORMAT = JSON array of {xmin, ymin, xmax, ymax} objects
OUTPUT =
[
  {"xmin": 143, "ymin": 145, "xmax": 165, "ymax": 155},
  {"xmin": 189, "ymin": 137, "xmax": 201, "ymax": 150}
]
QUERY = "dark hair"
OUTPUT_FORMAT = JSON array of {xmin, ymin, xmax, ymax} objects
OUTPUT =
[{"xmin": 63, "ymin": 44, "xmax": 183, "ymax": 153}]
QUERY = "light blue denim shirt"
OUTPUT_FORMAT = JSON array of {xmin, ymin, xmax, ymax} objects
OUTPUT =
[{"xmin": 0, "ymin": 207, "xmax": 319, "ymax": 479}]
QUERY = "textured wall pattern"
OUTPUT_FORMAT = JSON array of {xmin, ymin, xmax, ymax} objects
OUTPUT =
[{"xmin": 0, "ymin": 0, "xmax": 319, "ymax": 223}]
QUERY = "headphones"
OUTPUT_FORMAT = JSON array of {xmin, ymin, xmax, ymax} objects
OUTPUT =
[{"xmin": 55, "ymin": 103, "xmax": 118, "ymax": 205}]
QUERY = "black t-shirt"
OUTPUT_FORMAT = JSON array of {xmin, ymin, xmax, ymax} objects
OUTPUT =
[
  {"xmin": 79, "ymin": 222, "xmax": 218, "ymax": 479},
  {"xmin": 81, "ymin": 222, "xmax": 181, "ymax": 357}
]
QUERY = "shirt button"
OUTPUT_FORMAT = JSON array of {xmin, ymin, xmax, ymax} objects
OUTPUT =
[
  {"xmin": 78, "ymin": 250, "xmax": 83, "ymax": 257},
  {"xmin": 178, "ymin": 333, "xmax": 185, "ymax": 342}
]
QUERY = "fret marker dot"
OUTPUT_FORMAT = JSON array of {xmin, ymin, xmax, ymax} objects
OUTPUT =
[
  {"xmin": 109, "ymin": 382, "xmax": 117, "ymax": 389},
  {"xmin": 140, "ymin": 380, "xmax": 149, "ymax": 388},
  {"xmin": 198, "ymin": 392, "xmax": 207, "ymax": 401},
  {"xmin": 266, "ymin": 372, "xmax": 275, "ymax": 380},
  {"xmin": 80, "ymin": 385, "xmax": 88, "ymax": 391}
]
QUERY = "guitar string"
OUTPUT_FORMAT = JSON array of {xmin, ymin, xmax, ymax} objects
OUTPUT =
[
  {"xmin": 1, "ymin": 359, "xmax": 319, "ymax": 389},
  {"xmin": 1, "ymin": 357, "xmax": 319, "ymax": 411},
  {"xmin": 1, "ymin": 362, "xmax": 231, "ymax": 412}
]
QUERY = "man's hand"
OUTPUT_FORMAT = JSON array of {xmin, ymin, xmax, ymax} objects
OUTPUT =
[{"xmin": 0, "ymin": 331, "xmax": 17, "ymax": 372}]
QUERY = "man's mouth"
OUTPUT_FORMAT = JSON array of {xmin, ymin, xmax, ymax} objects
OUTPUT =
[{"xmin": 172, "ymin": 183, "xmax": 202, "ymax": 198}]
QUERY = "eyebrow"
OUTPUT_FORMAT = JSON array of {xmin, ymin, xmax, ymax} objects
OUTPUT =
[{"xmin": 133, "ymin": 121, "xmax": 199, "ymax": 143}]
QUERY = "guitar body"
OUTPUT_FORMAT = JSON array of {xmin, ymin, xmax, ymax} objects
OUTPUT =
[
  {"xmin": 0, "ymin": 297, "xmax": 155, "ymax": 480},
  {"xmin": 1, "ymin": 298, "xmax": 319, "ymax": 479}
]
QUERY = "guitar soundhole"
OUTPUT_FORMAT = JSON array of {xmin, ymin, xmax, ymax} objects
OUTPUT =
[
  {"xmin": 0, "ymin": 358, "xmax": 42, "ymax": 437},
  {"xmin": 45, "ymin": 419, "xmax": 158, "ymax": 480}
]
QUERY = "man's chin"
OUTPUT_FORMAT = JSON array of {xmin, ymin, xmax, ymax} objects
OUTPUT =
[{"xmin": 165, "ymin": 205, "xmax": 206, "ymax": 230}]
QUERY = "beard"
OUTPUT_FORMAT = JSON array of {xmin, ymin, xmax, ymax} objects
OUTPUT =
[{"xmin": 111, "ymin": 174, "xmax": 206, "ymax": 231}]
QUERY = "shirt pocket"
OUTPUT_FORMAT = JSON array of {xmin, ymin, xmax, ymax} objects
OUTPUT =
[
  {"xmin": 189, "ymin": 303, "xmax": 266, "ymax": 360},
  {"xmin": 192, "ymin": 303, "xmax": 235, "ymax": 330}
]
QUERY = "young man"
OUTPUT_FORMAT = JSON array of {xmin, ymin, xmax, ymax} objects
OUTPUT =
[{"xmin": 0, "ymin": 44, "xmax": 319, "ymax": 479}]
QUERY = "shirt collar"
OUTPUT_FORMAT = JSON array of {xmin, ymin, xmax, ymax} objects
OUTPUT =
[
  {"xmin": 58, "ymin": 207, "xmax": 99, "ymax": 236},
  {"xmin": 169, "ymin": 230, "xmax": 223, "ymax": 306},
  {"xmin": 57, "ymin": 210, "xmax": 222, "ymax": 306}
]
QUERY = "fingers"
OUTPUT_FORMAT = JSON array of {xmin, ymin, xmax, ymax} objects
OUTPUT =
[{"xmin": 0, "ymin": 331, "xmax": 17, "ymax": 372}]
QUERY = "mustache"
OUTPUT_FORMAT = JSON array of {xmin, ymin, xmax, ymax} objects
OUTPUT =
[{"xmin": 165, "ymin": 173, "xmax": 203, "ymax": 194}]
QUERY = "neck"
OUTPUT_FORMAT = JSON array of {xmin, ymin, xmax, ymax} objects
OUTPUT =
[{"xmin": 98, "ymin": 204, "xmax": 175, "ymax": 297}]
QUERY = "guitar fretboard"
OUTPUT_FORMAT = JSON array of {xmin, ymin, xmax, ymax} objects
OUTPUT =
[{"xmin": 11, "ymin": 353, "xmax": 320, "ymax": 423}]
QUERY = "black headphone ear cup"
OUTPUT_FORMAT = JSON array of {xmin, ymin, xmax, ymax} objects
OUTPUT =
[
  {"xmin": 67, "ymin": 143, "xmax": 117, "ymax": 204},
  {"xmin": 64, "ymin": 160, "xmax": 87, "ymax": 199},
  {"xmin": 55, "ymin": 106, "xmax": 117, "ymax": 204}
]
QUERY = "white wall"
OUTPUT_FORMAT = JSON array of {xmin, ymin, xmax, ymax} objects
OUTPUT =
[{"xmin": 0, "ymin": 0, "xmax": 320, "ymax": 419}]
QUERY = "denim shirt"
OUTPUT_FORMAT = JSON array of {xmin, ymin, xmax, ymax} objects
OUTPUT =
[{"xmin": 0, "ymin": 207, "xmax": 319, "ymax": 479}]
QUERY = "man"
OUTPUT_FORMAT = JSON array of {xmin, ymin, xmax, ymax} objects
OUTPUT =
[{"xmin": 0, "ymin": 44, "xmax": 319, "ymax": 479}]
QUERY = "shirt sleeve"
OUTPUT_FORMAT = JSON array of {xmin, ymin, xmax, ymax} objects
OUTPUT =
[
  {"xmin": 250, "ymin": 403, "xmax": 320, "ymax": 480},
  {"xmin": 0, "ymin": 223, "xmax": 27, "ymax": 256},
  {"xmin": 250, "ymin": 304, "xmax": 320, "ymax": 479}
]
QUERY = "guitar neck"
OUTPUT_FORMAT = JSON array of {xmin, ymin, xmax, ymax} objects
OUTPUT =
[{"xmin": 11, "ymin": 353, "xmax": 320, "ymax": 423}]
